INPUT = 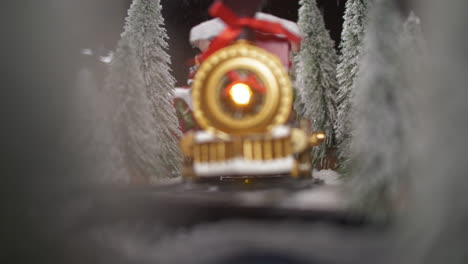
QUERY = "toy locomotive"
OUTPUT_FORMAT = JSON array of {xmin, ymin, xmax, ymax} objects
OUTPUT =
[{"xmin": 177, "ymin": 0, "xmax": 325, "ymax": 181}]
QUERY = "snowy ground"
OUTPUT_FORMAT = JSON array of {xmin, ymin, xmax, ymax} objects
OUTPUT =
[
  {"xmin": 151, "ymin": 176, "xmax": 183, "ymax": 186},
  {"xmin": 313, "ymin": 169, "xmax": 342, "ymax": 185}
]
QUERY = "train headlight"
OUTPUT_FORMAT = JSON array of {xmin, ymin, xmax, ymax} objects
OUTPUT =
[{"xmin": 229, "ymin": 83, "xmax": 252, "ymax": 106}]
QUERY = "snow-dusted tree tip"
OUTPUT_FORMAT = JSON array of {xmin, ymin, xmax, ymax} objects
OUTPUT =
[{"xmin": 401, "ymin": 12, "xmax": 425, "ymax": 57}]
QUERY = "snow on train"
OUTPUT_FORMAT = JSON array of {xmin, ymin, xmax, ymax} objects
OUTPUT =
[{"xmin": 176, "ymin": 1, "xmax": 326, "ymax": 181}]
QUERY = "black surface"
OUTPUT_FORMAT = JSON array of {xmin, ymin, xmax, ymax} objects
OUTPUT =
[{"xmin": 39, "ymin": 184, "xmax": 389, "ymax": 264}]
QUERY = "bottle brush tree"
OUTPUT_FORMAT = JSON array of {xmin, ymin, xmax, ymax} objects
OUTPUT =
[
  {"xmin": 294, "ymin": 0, "xmax": 339, "ymax": 166},
  {"xmin": 69, "ymin": 68, "xmax": 128, "ymax": 183},
  {"xmin": 121, "ymin": 0, "xmax": 181, "ymax": 178},
  {"xmin": 349, "ymin": 0, "xmax": 408, "ymax": 218},
  {"xmin": 108, "ymin": 39, "xmax": 170, "ymax": 183},
  {"xmin": 335, "ymin": 0, "xmax": 371, "ymax": 175}
]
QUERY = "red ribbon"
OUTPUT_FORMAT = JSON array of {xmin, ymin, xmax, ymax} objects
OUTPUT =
[
  {"xmin": 198, "ymin": 1, "xmax": 302, "ymax": 63},
  {"xmin": 222, "ymin": 70, "xmax": 266, "ymax": 97}
]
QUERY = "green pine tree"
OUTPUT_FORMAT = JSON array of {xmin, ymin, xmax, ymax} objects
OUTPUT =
[
  {"xmin": 294, "ymin": 0, "xmax": 339, "ymax": 166},
  {"xmin": 121, "ymin": 0, "xmax": 181, "ymax": 179},
  {"xmin": 335, "ymin": 0, "xmax": 371, "ymax": 176}
]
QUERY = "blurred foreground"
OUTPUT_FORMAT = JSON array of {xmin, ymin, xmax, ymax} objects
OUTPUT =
[{"xmin": 2, "ymin": 0, "xmax": 468, "ymax": 263}]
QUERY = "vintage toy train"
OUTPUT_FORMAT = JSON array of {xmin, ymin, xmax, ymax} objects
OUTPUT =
[{"xmin": 177, "ymin": 1, "xmax": 325, "ymax": 181}]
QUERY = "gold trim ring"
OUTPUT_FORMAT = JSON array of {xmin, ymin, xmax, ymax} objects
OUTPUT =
[{"xmin": 192, "ymin": 41, "xmax": 293, "ymax": 136}]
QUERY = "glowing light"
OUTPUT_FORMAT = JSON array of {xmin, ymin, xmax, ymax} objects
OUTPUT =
[
  {"xmin": 229, "ymin": 83, "xmax": 252, "ymax": 105},
  {"xmin": 317, "ymin": 133, "xmax": 326, "ymax": 140}
]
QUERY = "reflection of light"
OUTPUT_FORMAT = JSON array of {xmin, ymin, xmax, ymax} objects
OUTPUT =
[
  {"xmin": 229, "ymin": 83, "xmax": 252, "ymax": 105},
  {"xmin": 317, "ymin": 133, "xmax": 326, "ymax": 140}
]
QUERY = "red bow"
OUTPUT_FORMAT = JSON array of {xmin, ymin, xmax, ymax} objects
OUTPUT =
[
  {"xmin": 198, "ymin": 1, "xmax": 302, "ymax": 63},
  {"xmin": 222, "ymin": 71, "xmax": 266, "ymax": 97}
]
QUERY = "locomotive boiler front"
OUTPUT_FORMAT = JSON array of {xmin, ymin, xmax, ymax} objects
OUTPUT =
[{"xmin": 180, "ymin": 41, "xmax": 325, "ymax": 181}]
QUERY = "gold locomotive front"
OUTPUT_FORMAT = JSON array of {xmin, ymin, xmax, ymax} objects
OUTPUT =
[{"xmin": 180, "ymin": 41, "xmax": 325, "ymax": 181}]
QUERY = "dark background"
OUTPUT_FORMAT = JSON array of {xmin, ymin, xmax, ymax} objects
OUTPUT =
[
  {"xmin": 164, "ymin": 0, "xmax": 346, "ymax": 86},
  {"xmin": 76, "ymin": 0, "xmax": 348, "ymax": 86},
  {"xmin": 75, "ymin": 0, "xmax": 415, "ymax": 86}
]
